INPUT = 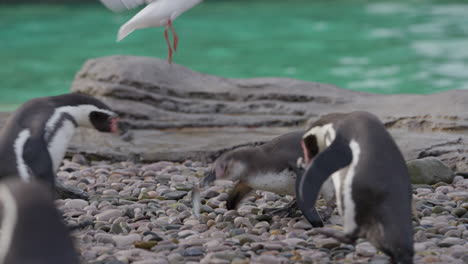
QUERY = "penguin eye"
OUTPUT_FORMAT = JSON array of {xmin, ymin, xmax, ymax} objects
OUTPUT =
[{"xmin": 89, "ymin": 111, "xmax": 111, "ymax": 132}]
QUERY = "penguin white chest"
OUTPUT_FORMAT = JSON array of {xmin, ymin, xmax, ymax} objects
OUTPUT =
[
  {"xmin": 47, "ymin": 120, "xmax": 76, "ymax": 171},
  {"xmin": 332, "ymin": 140, "xmax": 361, "ymax": 235},
  {"xmin": 246, "ymin": 169, "xmax": 296, "ymax": 196}
]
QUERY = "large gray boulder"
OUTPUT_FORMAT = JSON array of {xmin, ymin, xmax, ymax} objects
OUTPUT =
[
  {"xmin": 68, "ymin": 56, "xmax": 468, "ymax": 172},
  {"xmin": 4, "ymin": 55, "xmax": 461, "ymax": 172},
  {"xmin": 407, "ymin": 157, "xmax": 456, "ymax": 184}
]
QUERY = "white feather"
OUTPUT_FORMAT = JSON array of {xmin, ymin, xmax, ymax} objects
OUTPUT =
[
  {"xmin": 343, "ymin": 140, "xmax": 360, "ymax": 235},
  {"xmin": 0, "ymin": 184, "xmax": 18, "ymax": 264},
  {"xmin": 246, "ymin": 169, "xmax": 296, "ymax": 196},
  {"xmin": 99, "ymin": 0, "xmax": 148, "ymax": 12},
  {"xmin": 100, "ymin": 0, "xmax": 202, "ymax": 41},
  {"xmin": 13, "ymin": 129, "xmax": 31, "ymax": 182},
  {"xmin": 47, "ymin": 120, "xmax": 76, "ymax": 171}
]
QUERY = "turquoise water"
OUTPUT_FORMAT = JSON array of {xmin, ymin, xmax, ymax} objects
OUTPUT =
[{"xmin": 1, "ymin": 0, "xmax": 468, "ymax": 110}]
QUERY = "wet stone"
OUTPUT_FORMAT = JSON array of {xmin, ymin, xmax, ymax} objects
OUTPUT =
[
  {"xmin": 183, "ymin": 247, "xmax": 204, "ymax": 257},
  {"xmin": 163, "ymin": 191, "xmax": 188, "ymax": 200},
  {"xmin": 437, "ymin": 237, "xmax": 466, "ymax": 247},
  {"xmin": 96, "ymin": 209, "xmax": 123, "ymax": 222},
  {"xmin": 314, "ymin": 238, "xmax": 341, "ymax": 249},
  {"xmin": 356, "ymin": 242, "xmax": 377, "ymax": 257}
]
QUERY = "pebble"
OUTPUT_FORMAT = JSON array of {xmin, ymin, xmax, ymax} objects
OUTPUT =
[
  {"xmin": 314, "ymin": 238, "xmax": 341, "ymax": 249},
  {"xmin": 112, "ymin": 234, "xmax": 142, "ymax": 248},
  {"xmin": 437, "ymin": 237, "xmax": 466, "ymax": 247},
  {"xmin": 96, "ymin": 209, "xmax": 123, "ymax": 222},
  {"xmin": 163, "ymin": 191, "xmax": 188, "ymax": 200},
  {"xmin": 64, "ymin": 199, "xmax": 88, "ymax": 210},
  {"xmin": 355, "ymin": 242, "xmax": 377, "ymax": 257},
  {"xmin": 55, "ymin": 159, "xmax": 468, "ymax": 264}
]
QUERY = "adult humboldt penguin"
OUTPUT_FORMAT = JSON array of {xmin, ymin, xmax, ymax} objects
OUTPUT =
[
  {"xmin": 200, "ymin": 130, "xmax": 335, "ymax": 227},
  {"xmin": 0, "ymin": 178, "xmax": 80, "ymax": 264},
  {"xmin": 0, "ymin": 93, "xmax": 126, "ymax": 188},
  {"xmin": 298, "ymin": 111, "xmax": 414, "ymax": 264}
]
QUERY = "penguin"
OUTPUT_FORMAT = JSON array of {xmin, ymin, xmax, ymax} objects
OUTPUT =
[
  {"xmin": 0, "ymin": 178, "xmax": 80, "ymax": 264},
  {"xmin": 200, "ymin": 130, "xmax": 335, "ymax": 227},
  {"xmin": 297, "ymin": 111, "xmax": 414, "ymax": 264},
  {"xmin": 0, "ymin": 93, "xmax": 125, "ymax": 187}
]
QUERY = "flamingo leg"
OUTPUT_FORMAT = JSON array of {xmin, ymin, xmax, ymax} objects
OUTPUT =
[
  {"xmin": 167, "ymin": 19, "xmax": 178, "ymax": 52},
  {"xmin": 164, "ymin": 27, "xmax": 173, "ymax": 64}
]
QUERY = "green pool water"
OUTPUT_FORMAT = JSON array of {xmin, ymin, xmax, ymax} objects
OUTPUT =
[{"xmin": 1, "ymin": 0, "xmax": 468, "ymax": 111}]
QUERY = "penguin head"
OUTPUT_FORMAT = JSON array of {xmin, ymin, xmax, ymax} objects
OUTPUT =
[
  {"xmin": 201, "ymin": 149, "xmax": 249, "ymax": 187},
  {"xmin": 49, "ymin": 94, "xmax": 128, "ymax": 135},
  {"xmin": 301, "ymin": 115, "xmax": 339, "ymax": 166}
]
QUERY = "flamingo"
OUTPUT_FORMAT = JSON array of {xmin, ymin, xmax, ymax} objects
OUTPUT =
[{"xmin": 100, "ymin": 0, "xmax": 203, "ymax": 63}]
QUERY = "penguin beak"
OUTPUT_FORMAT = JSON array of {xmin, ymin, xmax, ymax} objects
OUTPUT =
[
  {"xmin": 301, "ymin": 139, "xmax": 311, "ymax": 165},
  {"xmin": 109, "ymin": 116, "xmax": 120, "ymax": 134},
  {"xmin": 200, "ymin": 169, "xmax": 216, "ymax": 188},
  {"xmin": 109, "ymin": 117, "xmax": 129, "ymax": 136}
]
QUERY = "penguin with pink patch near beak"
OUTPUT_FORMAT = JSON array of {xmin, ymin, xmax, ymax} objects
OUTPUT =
[{"xmin": 0, "ymin": 93, "xmax": 127, "ymax": 192}]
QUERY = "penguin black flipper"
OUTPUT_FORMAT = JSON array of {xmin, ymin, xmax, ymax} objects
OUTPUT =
[
  {"xmin": 22, "ymin": 136, "xmax": 55, "ymax": 185},
  {"xmin": 296, "ymin": 134, "xmax": 352, "ymax": 227}
]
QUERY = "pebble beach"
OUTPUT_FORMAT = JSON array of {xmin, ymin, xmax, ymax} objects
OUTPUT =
[{"xmin": 57, "ymin": 155, "xmax": 468, "ymax": 264}]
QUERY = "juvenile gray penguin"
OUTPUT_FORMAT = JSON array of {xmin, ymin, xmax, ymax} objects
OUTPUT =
[
  {"xmin": 201, "ymin": 130, "xmax": 335, "ymax": 227},
  {"xmin": 298, "ymin": 111, "xmax": 414, "ymax": 264},
  {"xmin": 0, "ymin": 93, "xmax": 125, "ymax": 188},
  {"xmin": 0, "ymin": 178, "xmax": 80, "ymax": 264}
]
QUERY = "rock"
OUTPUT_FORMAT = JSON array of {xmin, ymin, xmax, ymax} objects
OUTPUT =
[
  {"xmin": 406, "ymin": 157, "xmax": 455, "ymax": 184},
  {"xmin": 133, "ymin": 241, "xmax": 157, "ymax": 250},
  {"xmin": 452, "ymin": 208, "xmax": 467, "ymax": 217},
  {"xmin": 235, "ymin": 234, "xmax": 261, "ymax": 245},
  {"xmin": 356, "ymin": 242, "xmax": 377, "ymax": 257},
  {"xmin": 437, "ymin": 237, "xmax": 466, "ymax": 247},
  {"xmin": 110, "ymin": 223, "xmax": 124, "ymax": 234},
  {"xmin": 282, "ymin": 238, "xmax": 307, "ymax": 248},
  {"xmin": 71, "ymin": 154, "xmax": 88, "ymax": 165},
  {"xmin": 96, "ymin": 209, "xmax": 123, "ymax": 222},
  {"xmin": 183, "ymin": 247, "xmax": 204, "ymax": 257},
  {"xmin": 237, "ymin": 205, "xmax": 260, "ymax": 216},
  {"xmin": 447, "ymin": 192, "xmax": 468, "ymax": 201},
  {"xmin": 432, "ymin": 206, "xmax": 446, "ymax": 214},
  {"xmin": 256, "ymin": 214, "xmax": 272, "ymax": 222},
  {"xmin": 292, "ymin": 220, "xmax": 313, "ymax": 230},
  {"xmin": 163, "ymin": 191, "xmax": 188, "ymax": 200},
  {"xmin": 69, "ymin": 56, "xmax": 468, "ymax": 167},
  {"xmin": 112, "ymin": 234, "xmax": 142, "ymax": 248},
  {"xmin": 254, "ymin": 254, "xmax": 288, "ymax": 264},
  {"xmin": 313, "ymin": 238, "xmax": 340, "ymax": 249},
  {"xmin": 95, "ymin": 233, "xmax": 115, "ymax": 245},
  {"xmin": 64, "ymin": 199, "xmax": 88, "ymax": 209}
]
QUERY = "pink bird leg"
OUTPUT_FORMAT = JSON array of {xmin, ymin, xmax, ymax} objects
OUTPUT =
[
  {"xmin": 164, "ymin": 27, "xmax": 173, "ymax": 64},
  {"xmin": 167, "ymin": 19, "xmax": 178, "ymax": 52}
]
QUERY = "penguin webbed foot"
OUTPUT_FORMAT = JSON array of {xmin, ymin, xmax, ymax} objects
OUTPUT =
[{"xmin": 55, "ymin": 181, "xmax": 89, "ymax": 200}]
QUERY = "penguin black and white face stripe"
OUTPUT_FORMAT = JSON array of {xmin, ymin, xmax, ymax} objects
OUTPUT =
[
  {"xmin": 0, "ymin": 93, "xmax": 127, "ymax": 186},
  {"xmin": 43, "ymin": 104, "xmax": 119, "ymax": 171},
  {"xmin": 297, "ymin": 111, "xmax": 414, "ymax": 264},
  {"xmin": 0, "ymin": 179, "xmax": 80, "ymax": 264}
]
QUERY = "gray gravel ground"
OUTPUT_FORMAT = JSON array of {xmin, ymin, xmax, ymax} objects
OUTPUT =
[{"xmin": 56, "ymin": 155, "xmax": 468, "ymax": 264}]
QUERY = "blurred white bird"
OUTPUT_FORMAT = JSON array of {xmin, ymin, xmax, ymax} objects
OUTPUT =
[{"xmin": 100, "ymin": 0, "xmax": 203, "ymax": 63}]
